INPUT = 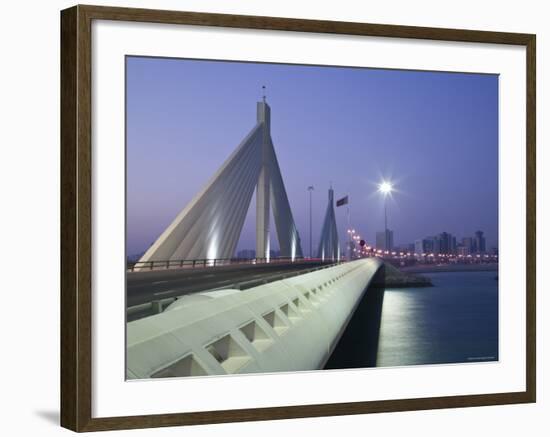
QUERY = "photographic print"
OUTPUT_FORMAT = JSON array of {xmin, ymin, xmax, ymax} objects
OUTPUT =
[
  {"xmin": 60, "ymin": 6, "xmax": 536, "ymax": 431},
  {"xmin": 125, "ymin": 56, "xmax": 499, "ymax": 379}
]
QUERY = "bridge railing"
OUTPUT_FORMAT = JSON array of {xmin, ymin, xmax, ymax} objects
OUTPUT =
[
  {"xmin": 127, "ymin": 256, "xmax": 339, "ymax": 272},
  {"xmin": 127, "ymin": 261, "xmax": 345, "ymax": 322}
]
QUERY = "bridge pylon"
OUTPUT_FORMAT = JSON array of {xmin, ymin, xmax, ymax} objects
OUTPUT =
[
  {"xmin": 317, "ymin": 187, "xmax": 340, "ymax": 261},
  {"xmin": 136, "ymin": 100, "xmax": 303, "ymax": 268}
]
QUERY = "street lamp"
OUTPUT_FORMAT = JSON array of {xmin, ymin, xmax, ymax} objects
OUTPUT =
[
  {"xmin": 378, "ymin": 180, "xmax": 394, "ymax": 253},
  {"xmin": 378, "ymin": 181, "xmax": 393, "ymax": 196}
]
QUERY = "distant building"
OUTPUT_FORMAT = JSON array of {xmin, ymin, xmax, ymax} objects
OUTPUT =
[
  {"xmin": 432, "ymin": 236, "xmax": 441, "ymax": 254},
  {"xmin": 396, "ymin": 243, "xmax": 415, "ymax": 254},
  {"xmin": 475, "ymin": 230, "xmax": 486, "ymax": 253},
  {"xmin": 415, "ymin": 239, "xmax": 432, "ymax": 255},
  {"xmin": 417, "ymin": 233, "xmax": 456, "ymax": 255},
  {"xmin": 443, "ymin": 232, "xmax": 452, "ymax": 254},
  {"xmin": 376, "ymin": 229, "xmax": 394, "ymax": 251},
  {"xmin": 424, "ymin": 238, "xmax": 434, "ymax": 254},
  {"xmin": 431, "ymin": 232, "xmax": 456, "ymax": 255},
  {"xmin": 415, "ymin": 230, "xmax": 491, "ymax": 259},
  {"xmin": 462, "ymin": 237, "xmax": 474, "ymax": 254},
  {"xmin": 236, "ymin": 249, "xmax": 281, "ymax": 259},
  {"xmin": 440, "ymin": 232, "xmax": 450, "ymax": 254},
  {"xmin": 414, "ymin": 239, "xmax": 423, "ymax": 255},
  {"xmin": 237, "ymin": 249, "xmax": 256, "ymax": 259}
]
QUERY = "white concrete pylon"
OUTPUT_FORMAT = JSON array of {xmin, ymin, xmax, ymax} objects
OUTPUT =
[
  {"xmin": 136, "ymin": 101, "xmax": 303, "ymax": 267},
  {"xmin": 317, "ymin": 188, "xmax": 340, "ymax": 261},
  {"xmin": 256, "ymin": 101, "xmax": 271, "ymax": 260}
]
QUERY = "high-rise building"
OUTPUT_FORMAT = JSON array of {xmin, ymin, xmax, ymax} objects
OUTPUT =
[
  {"xmin": 432, "ymin": 232, "xmax": 456, "ymax": 255},
  {"xmin": 420, "ymin": 237, "xmax": 436, "ymax": 254},
  {"xmin": 376, "ymin": 229, "xmax": 394, "ymax": 251},
  {"xmin": 423, "ymin": 232, "xmax": 456, "ymax": 255},
  {"xmin": 416, "ymin": 231, "xmax": 489, "ymax": 258},
  {"xmin": 440, "ymin": 232, "xmax": 450, "ymax": 254},
  {"xmin": 475, "ymin": 230, "xmax": 486, "ymax": 253},
  {"xmin": 462, "ymin": 237, "xmax": 474, "ymax": 254},
  {"xmin": 415, "ymin": 239, "xmax": 432, "ymax": 255},
  {"xmin": 432, "ymin": 236, "xmax": 442, "ymax": 255}
]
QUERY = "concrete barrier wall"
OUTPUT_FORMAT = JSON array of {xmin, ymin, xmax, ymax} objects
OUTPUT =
[{"xmin": 127, "ymin": 258, "xmax": 382, "ymax": 379}]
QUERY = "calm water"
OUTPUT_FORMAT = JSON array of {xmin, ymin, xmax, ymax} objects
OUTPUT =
[{"xmin": 325, "ymin": 271, "xmax": 499, "ymax": 369}]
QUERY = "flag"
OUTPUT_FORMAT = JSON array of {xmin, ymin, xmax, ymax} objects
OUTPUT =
[{"xmin": 336, "ymin": 195, "xmax": 348, "ymax": 207}]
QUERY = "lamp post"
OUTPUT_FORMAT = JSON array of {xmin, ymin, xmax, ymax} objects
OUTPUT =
[
  {"xmin": 307, "ymin": 185, "xmax": 314, "ymax": 259},
  {"xmin": 378, "ymin": 181, "xmax": 394, "ymax": 252}
]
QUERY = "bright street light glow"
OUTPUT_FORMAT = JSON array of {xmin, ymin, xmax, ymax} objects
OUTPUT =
[{"xmin": 378, "ymin": 181, "xmax": 393, "ymax": 195}]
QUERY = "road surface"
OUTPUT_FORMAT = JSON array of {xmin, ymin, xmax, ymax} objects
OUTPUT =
[{"xmin": 127, "ymin": 261, "xmax": 332, "ymax": 308}]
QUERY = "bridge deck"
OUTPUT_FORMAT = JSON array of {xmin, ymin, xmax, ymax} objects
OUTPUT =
[{"xmin": 127, "ymin": 259, "xmax": 382, "ymax": 378}]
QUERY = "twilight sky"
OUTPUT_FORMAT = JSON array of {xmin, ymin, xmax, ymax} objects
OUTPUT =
[{"xmin": 126, "ymin": 56, "xmax": 498, "ymax": 257}]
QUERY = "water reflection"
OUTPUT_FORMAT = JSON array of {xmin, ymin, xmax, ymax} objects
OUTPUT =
[{"xmin": 326, "ymin": 271, "xmax": 499, "ymax": 369}]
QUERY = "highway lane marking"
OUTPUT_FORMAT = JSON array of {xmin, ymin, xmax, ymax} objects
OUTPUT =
[
  {"xmin": 153, "ymin": 289, "xmax": 176, "ymax": 296},
  {"xmin": 152, "ymin": 280, "xmax": 169, "ymax": 285}
]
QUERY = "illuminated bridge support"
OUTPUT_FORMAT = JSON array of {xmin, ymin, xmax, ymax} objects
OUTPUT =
[
  {"xmin": 317, "ymin": 187, "xmax": 340, "ymax": 261},
  {"xmin": 136, "ymin": 100, "xmax": 303, "ymax": 268}
]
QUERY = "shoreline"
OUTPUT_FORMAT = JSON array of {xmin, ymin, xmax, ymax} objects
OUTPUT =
[
  {"xmin": 399, "ymin": 264, "xmax": 498, "ymax": 274},
  {"xmin": 371, "ymin": 262, "xmax": 433, "ymax": 288}
]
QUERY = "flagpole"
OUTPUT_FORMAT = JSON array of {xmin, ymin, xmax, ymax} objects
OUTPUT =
[{"xmin": 335, "ymin": 193, "xmax": 350, "ymax": 261}]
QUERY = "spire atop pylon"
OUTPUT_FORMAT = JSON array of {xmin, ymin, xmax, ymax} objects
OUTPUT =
[{"xmin": 262, "ymin": 85, "xmax": 266, "ymax": 103}]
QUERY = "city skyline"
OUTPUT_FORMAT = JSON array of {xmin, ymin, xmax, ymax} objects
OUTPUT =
[
  {"xmin": 224, "ymin": 228, "xmax": 494, "ymax": 260},
  {"xmin": 126, "ymin": 56, "xmax": 499, "ymax": 258}
]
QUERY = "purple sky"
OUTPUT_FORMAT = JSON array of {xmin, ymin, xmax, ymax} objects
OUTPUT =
[{"xmin": 126, "ymin": 56, "xmax": 498, "ymax": 257}]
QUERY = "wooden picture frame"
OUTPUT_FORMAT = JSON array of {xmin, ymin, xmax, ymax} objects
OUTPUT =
[{"xmin": 60, "ymin": 4, "xmax": 536, "ymax": 432}]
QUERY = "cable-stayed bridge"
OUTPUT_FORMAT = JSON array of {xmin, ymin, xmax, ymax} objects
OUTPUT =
[
  {"xmin": 128, "ymin": 98, "xmax": 351, "ymax": 310},
  {"xmin": 128, "ymin": 98, "xmax": 344, "ymax": 310},
  {"xmin": 126, "ymin": 99, "xmax": 383, "ymax": 377}
]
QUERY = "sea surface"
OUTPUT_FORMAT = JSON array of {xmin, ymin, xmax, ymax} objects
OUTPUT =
[{"xmin": 325, "ymin": 271, "xmax": 499, "ymax": 369}]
